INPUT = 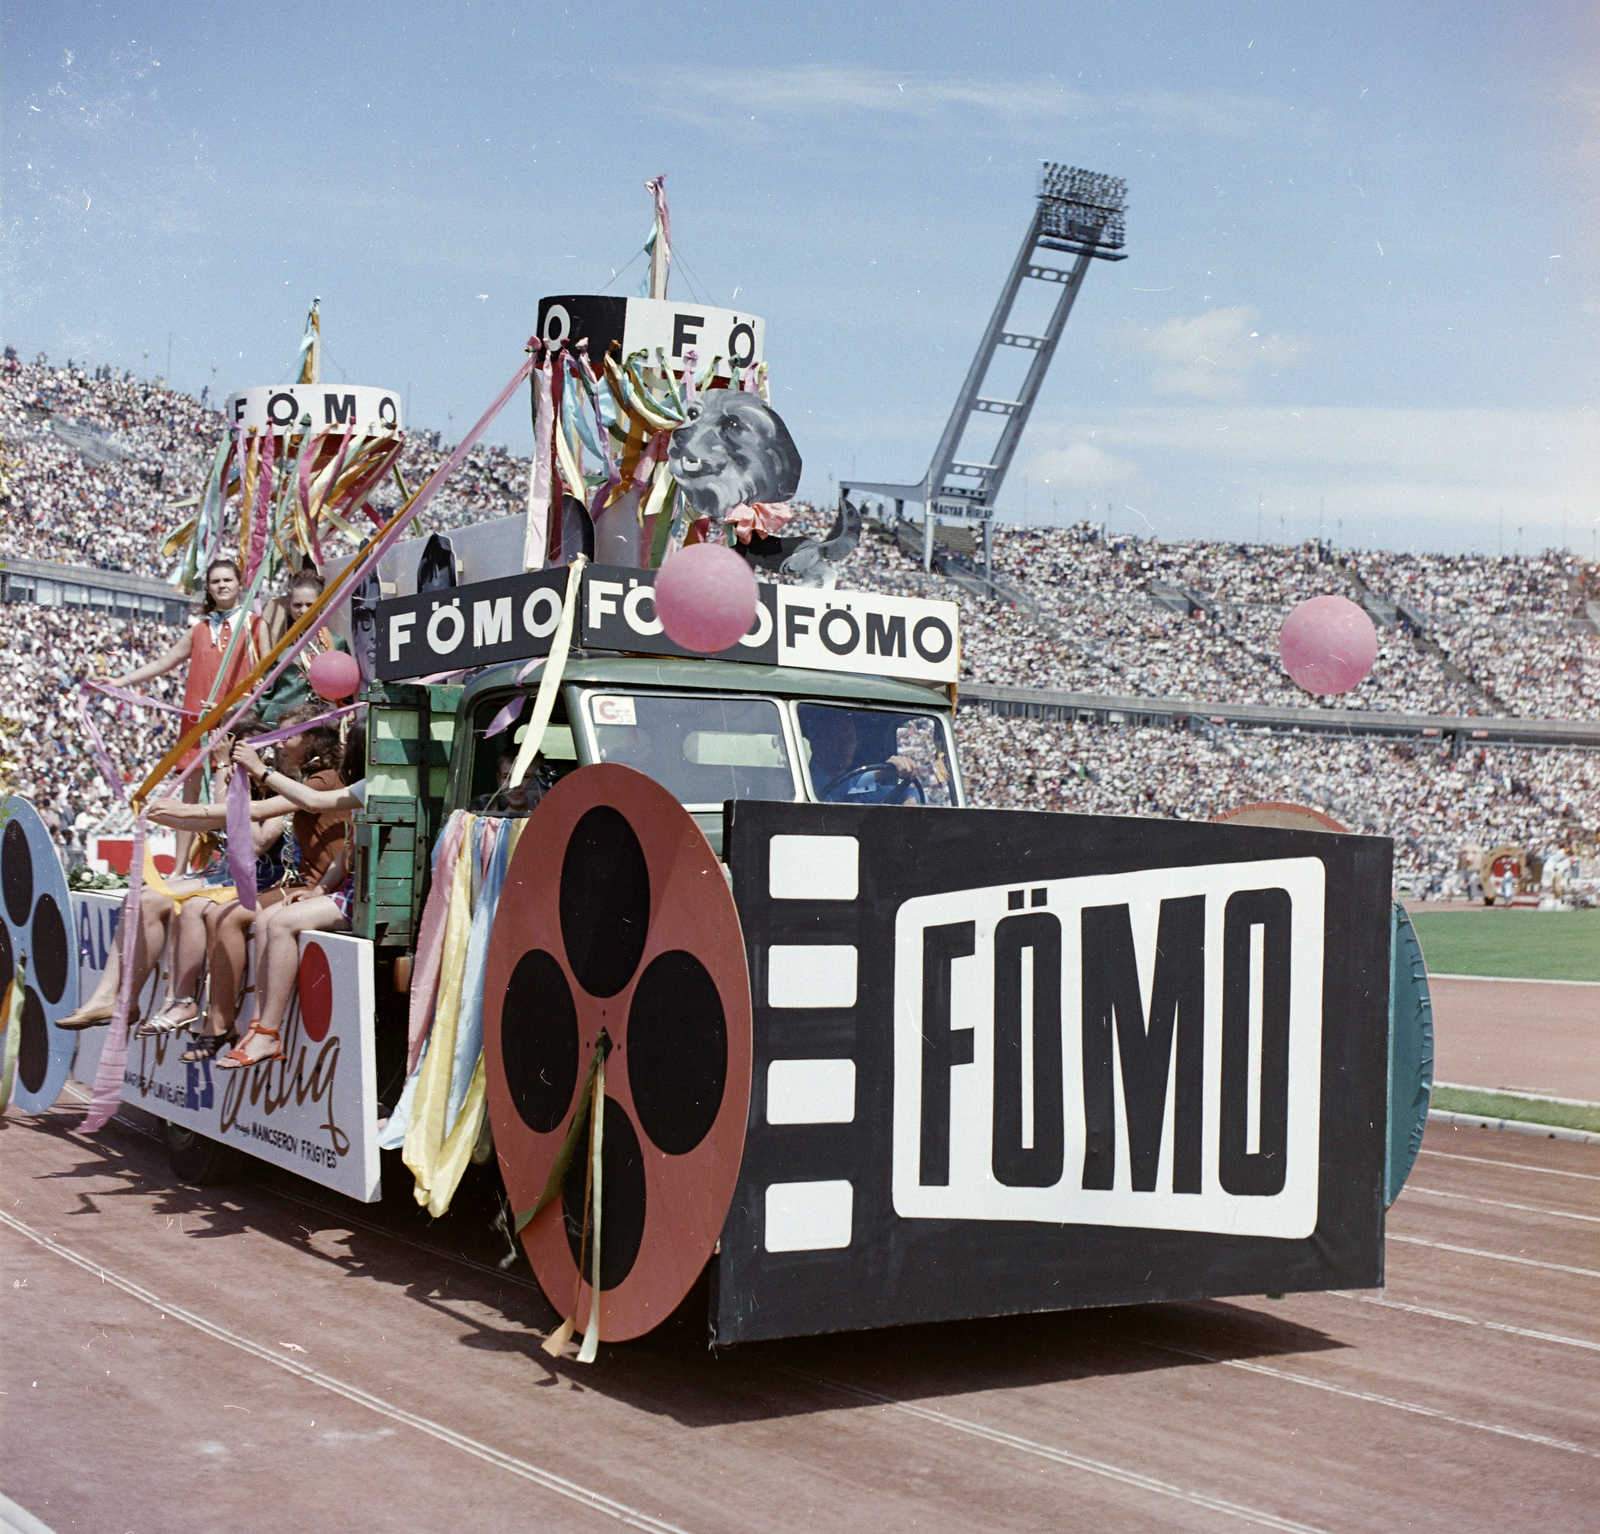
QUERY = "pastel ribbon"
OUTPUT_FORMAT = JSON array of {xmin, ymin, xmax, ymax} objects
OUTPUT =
[
  {"xmin": 509, "ymin": 556, "xmax": 585, "ymax": 790},
  {"xmin": 0, "ymin": 957, "xmax": 25, "ymax": 1114},
  {"xmin": 724, "ymin": 502, "xmax": 794, "ymax": 543},
  {"xmin": 524, "ymin": 345, "xmax": 554, "ymax": 571},
  {"xmin": 404, "ymin": 810, "xmax": 468, "ymax": 1074},
  {"xmin": 401, "ymin": 813, "xmax": 476, "ymax": 1212},
  {"xmin": 224, "ymin": 765, "xmax": 257, "ymax": 911},
  {"xmin": 79, "ymin": 812, "xmax": 146, "ymax": 1132}
]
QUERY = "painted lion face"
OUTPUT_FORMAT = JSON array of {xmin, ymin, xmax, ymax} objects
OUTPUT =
[{"xmin": 667, "ymin": 391, "xmax": 802, "ymax": 521}]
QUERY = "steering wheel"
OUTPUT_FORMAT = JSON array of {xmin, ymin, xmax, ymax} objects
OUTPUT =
[{"xmin": 819, "ymin": 763, "xmax": 926, "ymax": 806}]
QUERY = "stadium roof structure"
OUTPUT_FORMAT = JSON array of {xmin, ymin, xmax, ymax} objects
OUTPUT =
[{"xmin": 843, "ymin": 162, "xmax": 1127, "ymax": 572}]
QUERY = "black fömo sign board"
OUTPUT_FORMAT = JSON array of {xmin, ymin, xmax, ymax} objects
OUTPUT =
[
  {"xmin": 374, "ymin": 565, "xmax": 960, "ymax": 684},
  {"xmin": 714, "ymin": 801, "xmax": 1392, "ymax": 1343}
]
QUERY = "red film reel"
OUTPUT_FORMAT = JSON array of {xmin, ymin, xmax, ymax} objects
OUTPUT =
[{"xmin": 483, "ymin": 764, "xmax": 752, "ymax": 1341}]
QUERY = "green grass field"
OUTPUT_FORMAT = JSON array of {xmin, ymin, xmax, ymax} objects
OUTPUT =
[
  {"xmin": 1411, "ymin": 909, "xmax": 1600, "ymax": 982},
  {"xmin": 1431, "ymin": 1086, "xmax": 1600, "ymax": 1133}
]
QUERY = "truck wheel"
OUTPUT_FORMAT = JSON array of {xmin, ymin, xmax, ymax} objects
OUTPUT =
[{"xmin": 164, "ymin": 1120, "xmax": 245, "ymax": 1186}]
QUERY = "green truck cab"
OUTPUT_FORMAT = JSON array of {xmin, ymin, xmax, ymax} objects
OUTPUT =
[{"xmin": 356, "ymin": 655, "xmax": 964, "ymax": 936}]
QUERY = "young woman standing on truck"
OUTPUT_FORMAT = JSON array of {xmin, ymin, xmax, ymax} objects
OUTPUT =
[
  {"xmin": 211, "ymin": 727, "xmax": 366, "ymax": 1070},
  {"xmin": 106, "ymin": 559, "xmax": 269, "ymax": 872}
]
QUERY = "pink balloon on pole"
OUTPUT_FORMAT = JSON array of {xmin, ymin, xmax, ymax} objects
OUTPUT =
[
  {"xmin": 1278, "ymin": 595, "xmax": 1377, "ymax": 695},
  {"xmin": 307, "ymin": 648, "xmax": 361, "ymax": 701},
  {"xmin": 654, "ymin": 543, "xmax": 759, "ymax": 654}
]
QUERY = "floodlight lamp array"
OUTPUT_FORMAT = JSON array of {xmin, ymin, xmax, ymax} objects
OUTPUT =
[{"xmin": 1037, "ymin": 162, "xmax": 1127, "ymax": 251}]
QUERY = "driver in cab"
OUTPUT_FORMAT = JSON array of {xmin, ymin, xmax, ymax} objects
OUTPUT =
[{"xmin": 806, "ymin": 711, "xmax": 921, "ymax": 805}]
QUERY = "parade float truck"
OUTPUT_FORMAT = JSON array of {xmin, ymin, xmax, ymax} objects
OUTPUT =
[{"xmin": 52, "ymin": 517, "xmax": 1433, "ymax": 1347}]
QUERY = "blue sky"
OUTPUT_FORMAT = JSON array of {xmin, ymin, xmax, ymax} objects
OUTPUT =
[{"xmin": 5, "ymin": 1, "xmax": 1596, "ymax": 555}]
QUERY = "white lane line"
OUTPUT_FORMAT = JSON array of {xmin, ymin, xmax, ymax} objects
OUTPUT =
[
  {"xmin": 1434, "ymin": 1082, "xmax": 1600, "ymax": 1110},
  {"xmin": 1134, "ymin": 1339, "xmax": 1598, "ymax": 1460},
  {"xmin": 772, "ymin": 1364, "xmax": 1330, "ymax": 1534},
  {"xmin": 1404, "ymin": 1185, "xmax": 1600, "ymax": 1225},
  {"xmin": 1426, "ymin": 974, "xmax": 1600, "ymax": 987},
  {"xmin": 1419, "ymin": 1148, "xmax": 1600, "ymax": 1183},
  {"xmin": 1388, "ymin": 1233, "xmax": 1600, "ymax": 1280},
  {"xmin": 1328, "ymin": 1291, "xmax": 1600, "ymax": 1354},
  {"xmin": 0, "ymin": 1211, "xmax": 691, "ymax": 1534}
]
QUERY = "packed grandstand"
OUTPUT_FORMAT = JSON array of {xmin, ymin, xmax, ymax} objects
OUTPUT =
[{"xmin": 2, "ymin": 352, "xmax": 1595, "ymax": 900}]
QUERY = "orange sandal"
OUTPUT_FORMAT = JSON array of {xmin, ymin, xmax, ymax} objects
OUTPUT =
[{"xmin": 215, "ymin": 1022, "xmax": 284, "ymax": 1071}]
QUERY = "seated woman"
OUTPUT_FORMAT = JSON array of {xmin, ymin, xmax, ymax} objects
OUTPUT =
[
  {"xmin": 59, "ymin": 731, "xmax": 280, "ymax": 1031},
  {"xmin": 209, "ymin": 727, "xmax": 366, "ymax": 1071},
  {"xmin": 145, "ymin": 705, "xmax": 344, "ymax": 1059}
]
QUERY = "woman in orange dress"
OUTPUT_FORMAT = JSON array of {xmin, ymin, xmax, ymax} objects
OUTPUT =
[{"xmin": 109, "ymin": 558, "xmax": 269, "ymax": 866}]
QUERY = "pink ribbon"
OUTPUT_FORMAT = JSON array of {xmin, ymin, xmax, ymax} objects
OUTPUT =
[
  {"xmin": 406, "ymin": 811, "xmax": 468, "ymax": 1073},
  {"xmin": 225, "ymin": 763, "xmax": 257, "ymax": 912},
  {"xmin": 725, "ymin": 502, "xmax": 794, "ymax": 543},
  {"xmin": 528, "ymin": 349, "xmax": 555, "ymax": 567},
  {"xmin": 246, "ymin": 426, "xmax": 274, "ymax": 585},
  {"xmin": 79, "ymin": 810, "xmax": 146, "ymax": 1132},
  {"xmin": 82, "ymin": 680, "xmax": 183, "ymax": 713},
  {"xmin": 484, "ymin": 695, "xmax": 525, "ymax": 737}
]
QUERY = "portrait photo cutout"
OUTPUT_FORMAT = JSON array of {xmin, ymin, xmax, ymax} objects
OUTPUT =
[{"xmin": 667, "ymin": 391, "xmax": 802, "ymax": 524}]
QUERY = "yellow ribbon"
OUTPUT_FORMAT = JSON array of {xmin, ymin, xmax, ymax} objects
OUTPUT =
[
  {"xmin": 509, "ymin": 557, "xmax": 585, "ymax": 790},
  {"xmin": 401, "ymin": 814, "xmax": 476, "ymax": 1212},
  {"xmin": 0, "ymin": 956, "xmax": 26, "ymax": 1113}
]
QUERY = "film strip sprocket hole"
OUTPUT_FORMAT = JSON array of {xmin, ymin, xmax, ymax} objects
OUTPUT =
[{"xmin": 484, "ymin": 765, "xmax": 752, "ymax": 1341}]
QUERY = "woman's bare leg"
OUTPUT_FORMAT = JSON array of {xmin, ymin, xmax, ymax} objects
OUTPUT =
[
  {"xmin": 204, "ymin": 900, "xmax": 258, "ymax": 1037},
  {"xmin": 156, "ymin": 897, "xmax": 212, "ymax": 1025},
  {"xmin": 222, "ymin": 897, "xmax": 347, "ymax": 1066}
]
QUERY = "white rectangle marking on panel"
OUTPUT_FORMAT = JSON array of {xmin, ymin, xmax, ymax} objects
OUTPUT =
[
  {"xmin": 768, "ymin": 835, "xmax": 859, "ymax": 901},
  {"xmin": 1247, "ymin": 923, "xmax": 1264, "ymax": 1157},
  {"xmin": 764, "ymin": 1180, "xmax": 854, "ymax": 1252},
  {"xmin": 767, "ymin": 1059, "xmax": 856, "ymax": 1124},
  {"xmin": 1020, "ymin": 944, "xmax": 1035, "ymax": 1150},
  {"xmin": 767, "ymin": 945, "xmax": 857, "ymax": 1008}
]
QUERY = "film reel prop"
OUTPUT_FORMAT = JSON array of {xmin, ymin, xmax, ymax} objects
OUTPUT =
[
  {"xmin": 483, "ymin": 764, "xmax": 752, "ymax": 1342},
  {"xmin": 0, "ymin": 797, "xmax": 80, "ymax": 1112}
]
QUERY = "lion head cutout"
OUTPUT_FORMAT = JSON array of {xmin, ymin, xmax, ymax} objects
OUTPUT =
[{"xmin": 667, "ymin": 391, "xmax": 802, "ymax": 523}]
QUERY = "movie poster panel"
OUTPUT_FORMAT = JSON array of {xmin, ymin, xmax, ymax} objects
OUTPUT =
[
  {"xmin": 74, "ymin": 893, "xmax": 380, "ymax": 1203},
  {"xmin": 714, "ymin": 803, "xmax": 1391, "ymax": 1343}
]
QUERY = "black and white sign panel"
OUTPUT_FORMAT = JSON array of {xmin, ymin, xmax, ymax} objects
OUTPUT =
[
  {"xmin": 893, "ymin": 857, "xmax": 1325, "ymax": 1240},
  {"xmin": 537, "ymin": 295, "xmax": 764, "ymax": 378},
  {"xmin": 375, "ymin": 565, "xmax": 959, "ymax": 685},
  {"xmin": 714, "ymin": 803, "xmax": 1391, "ymax": 1344},
  {"xmin": 225, "ymin": 384, "xmax": 401, "ymax": 432}
]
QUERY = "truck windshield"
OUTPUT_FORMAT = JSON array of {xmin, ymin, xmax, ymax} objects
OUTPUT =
[
  {"xmin": 795, "ymin": 703, "xmax": 956, "ymax": 807},
  {"xmin": 585, "ymin": 693, "xmax": 799, "ymax": 808}
]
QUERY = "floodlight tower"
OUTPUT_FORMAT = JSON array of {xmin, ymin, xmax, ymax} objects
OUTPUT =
[{"xmin": 844, "ymin": 163, "xmax": 1127, "ymax": 574}]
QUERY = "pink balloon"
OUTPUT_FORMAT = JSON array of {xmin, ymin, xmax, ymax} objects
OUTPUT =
[
  {"xmin": 654, "ymin": 543, "xmax": 759, "ymax": 654},
  {"xmin": 307, "ymin": 647, "xmax": 361, "ymax": 701},
  {"xmin": 1279, "ymin": 595, "xmax": 1378, "ymax": 695}
]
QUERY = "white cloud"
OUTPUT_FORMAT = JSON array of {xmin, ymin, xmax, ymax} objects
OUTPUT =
[
  {"xmin": 1023, "ymin": 441, "xmax": 1139, "ymax": 489},
  {"xmin": 648, "ymin": 64, "xmax": 1292, "ymax": 137},
  {"xmin": 1135, "ymin": 306, "xmax": 1304, "ymax": 399}
]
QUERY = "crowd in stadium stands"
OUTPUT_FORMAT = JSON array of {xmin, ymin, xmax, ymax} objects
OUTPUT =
[
  {"xmin": 1, "ymin": 354, "xmax": 1594, "ymax": 889},
  {"xmin": 955, "ymin": 709, "xmax": 1600, "ymax": 898},
  {"xmin": 0, "ymin": 605, "xmax": 182, "ymax": 849}
]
